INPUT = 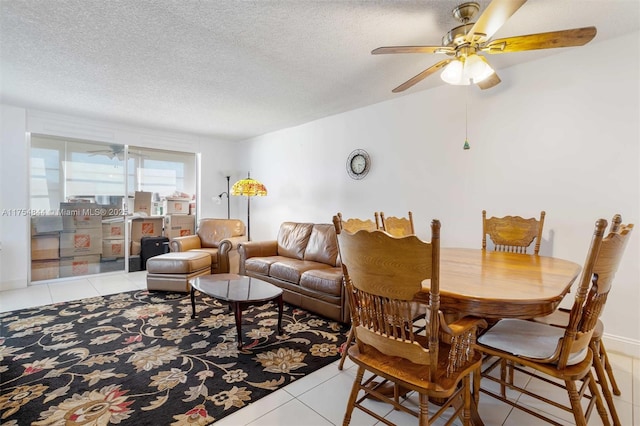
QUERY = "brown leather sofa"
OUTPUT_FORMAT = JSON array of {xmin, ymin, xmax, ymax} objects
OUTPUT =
[
  {"xmin": 238, "ymin": 222, "xmax": 348, "ymax": 323},
  {"xmin": 170, "ymin": 218, "xmax": 247, "ymax": 274}
]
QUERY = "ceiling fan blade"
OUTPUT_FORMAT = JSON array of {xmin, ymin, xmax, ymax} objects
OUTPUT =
[
  {"xmin": 392, "ymin": 59, "xmax": 453, "ymax": 93},
  {"xmin": 481, "ymin": 26, "xmax": 597, "ymax": 53},
  {"xmin": 473, "ymin": 55, "xmax": 501, "ymax": 89},
  {"xmin": 477, "ymin": 72, "xmax": 501, "ymax": 90},
  {"xmin": 466, "ymin": 0, "xmax": 527, "ymax": 43},
  {"xmin": 372, "ymin": 46, "xmax": 454, "ymax": 55}
]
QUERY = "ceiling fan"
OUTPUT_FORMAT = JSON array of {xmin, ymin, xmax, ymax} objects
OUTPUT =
[
  {"xmin": 87, "ymin": 144, "xmax": 147, "ymax": 161},
  {"xmin": 373, "ymin": 0, "xmax": 597, "ymax": 92}
]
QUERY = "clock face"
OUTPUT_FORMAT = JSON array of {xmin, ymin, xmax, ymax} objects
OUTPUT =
[
  {"xmin": 346, "ymin": 149, "xmax": 370, "ymax": 179},
  {"xmin": 351, "ymin": 155, "xmax": 366, "ymax": 174}
]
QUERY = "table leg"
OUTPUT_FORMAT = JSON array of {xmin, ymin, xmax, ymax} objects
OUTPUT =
[
  {"xmin": 277, "ymin": 294, "xmax": 284, "ymax": 334},
  {"xmin": 234, "ymin": 302, "xmax": 243, "ymax": 349},
  {"xmin": 190, "ymin": 287, "xmax": 196, "ymax": 319}
]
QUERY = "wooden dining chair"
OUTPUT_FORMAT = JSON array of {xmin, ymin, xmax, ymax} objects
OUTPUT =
[
  {"xmin": 334, "ymin": 212, "xmax": 380, "ymax": 370},
  {"xmin": 482, "ymin": 210, "xmax": 546, "ymax": 254},
  {"xmin": 335, "ymin": 220, "xmax": 487, "ymax": 425},
  {"xmin": 476, "ymin": 216, "xmax": 633, "ymax": 426},
  {"xmin": 336, "ymin": 212, "xmax": 379, "ymax": 233},
  {"xmin": 378, "ymin": 210, "xmax": 428, "ymax": 334},
  {"xmin": 379, "ymin": 211, "xmax": 415, "ymax": 237},
  {"xmin": 533, "ymin": 214, "xmax": 630, "ymax": 425}
]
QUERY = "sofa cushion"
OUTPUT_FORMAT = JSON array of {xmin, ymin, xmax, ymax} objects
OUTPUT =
[
  {"xmin": 146, "ymin": 252, "xmax": 211, "ymax": 274},
  {"xmin": 198, "ymin": 219, "xmax": 245, "ymax": 248},
  {"xmin": 277, "ymin": 222, "xmax": 313, "ymax": 260},
  {"xmin": 304, "ymin": 224, "xmax": 339, "ymax": 266},
  {"xmin": 270, "ymin": 259, "xmax": 332, "ymax": 284},
  {"xmin": 299, "ymin": 267, "xmax": 343, "ymax": 297},
  {"xmin": 244, "ymin": 256, "xmax": 289, "ymax": 275},
  {"xmin": 187, "ymin": 248, "xmax": 220, "ymax": 266}
]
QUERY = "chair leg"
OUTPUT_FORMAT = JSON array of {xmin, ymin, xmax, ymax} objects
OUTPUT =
[
  {"xmin": 462, "ymin": 374, "xmax": 472, "ymax": 426},
  {"xmin": 499, "ymin": 359, "xmax": 511, "ymax": 397},
  {"xmin": 592, "ymin": 341, "xmax": 622, "ymax": 425},
  {"xmin": 343, "ymin": 366, "xmax": 364, "ymax": 426},
  {"xmin": 418, "ymin": 393, "xmax": 429, "ymax": 426},
  {"xmin": 600, "ymin": 340, "xmax": 622, "ymax": 396},
  {"xmin": 338, "ymin": 326, "xmax": 354, "ymax": 370},
  {"xmin": 566, "ymin": 378, "xmax": 589, "ymax": 426},
  {"xmin": 588, "ymin": 369, "xmax": 613, "ymax": 426},
  {"xmin": 472, "ymin": 366, "xmax": 481, "ymax": 405}
]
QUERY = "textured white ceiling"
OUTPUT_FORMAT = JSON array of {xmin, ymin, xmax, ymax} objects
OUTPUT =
[{"xmin": 1, "ymin": 0, "xmax": 638, "ymax": 141}]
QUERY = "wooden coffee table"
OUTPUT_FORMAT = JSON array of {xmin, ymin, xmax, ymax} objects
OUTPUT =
[{"xmin": 190, "ymin": 273, "xmax": 283, "ymax": 348}]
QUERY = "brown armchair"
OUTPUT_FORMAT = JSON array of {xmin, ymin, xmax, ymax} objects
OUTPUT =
[{"xmin": 170, "ymin": 218, "xmax": 247, "ymax": 274}]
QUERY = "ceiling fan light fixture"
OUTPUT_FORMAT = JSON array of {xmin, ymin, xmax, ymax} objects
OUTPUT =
[
  {"xmin": 440, "ymin": 54, "xmax": 495, "ymax": 86},
  {"xmin": 440, "ymin": 59, "xmax": 466, "ymax": 85}
]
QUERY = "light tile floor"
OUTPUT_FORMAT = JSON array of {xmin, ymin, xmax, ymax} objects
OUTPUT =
[{"xmin": 1, "ymin": 271, "xmax": 638, "ymax": 425}]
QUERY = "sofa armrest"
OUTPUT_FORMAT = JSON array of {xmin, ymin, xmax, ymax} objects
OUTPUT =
[
  {"xmin": 170, "ymin": 235, "xmax": 202, "ymax": 252},
  {"xmin": 218, "ymin": 235, "xmax": 249, "ymax": 273},
  {"xmin": 219, "ymin": 235, "xmax": 249, "ymax": 253},
  {"xmin": 238, "ymin": 240, "xmax": 278, "ymax": 275}
]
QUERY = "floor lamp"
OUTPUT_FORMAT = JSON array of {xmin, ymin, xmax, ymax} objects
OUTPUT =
[
  {"xmin": 217, "ymin": 175, "xmax": 231, "ymax": 219},
  {"xmin": 231, "ymin": 173, "xmax": 267, "ymax": 241}
]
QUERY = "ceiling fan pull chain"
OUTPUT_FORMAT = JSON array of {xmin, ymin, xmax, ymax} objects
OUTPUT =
[{"xmin": 464, "ymin": 87, "xmax": 470, "ymax": 150}]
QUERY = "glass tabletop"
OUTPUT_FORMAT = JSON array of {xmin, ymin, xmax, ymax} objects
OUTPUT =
[{"xmin": 190, "ymin": 274, "xmax": 282, "ymax": 303}]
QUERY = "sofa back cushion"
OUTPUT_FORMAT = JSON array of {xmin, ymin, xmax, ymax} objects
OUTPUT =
[
  {"xmin": 304, "ymin": 224, "xmax": 339, "ymax": 266},
  {"xmin": 198, "ymin": 219, "xmax": 245, "ymax": 248},
  {"xmin": 277, "ymin": 222, "xmax": 313, "ymax": 260}
]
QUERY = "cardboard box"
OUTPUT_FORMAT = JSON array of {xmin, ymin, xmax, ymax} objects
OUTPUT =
[
  {"xmin": 31, "ymin": 259, "xmax": 60, "ymax": 281},
  {"xmin": 134, "ymin": 191, "xmax": 153, "ymax": 215},
  {"xmin": 130, "ymin": 240, "xmax": 141, "ymax": 255},
  {"xmin": 60, "ymin": 202, "xmax": 101, "ymax": 230},
  {"xmin": 163, "ymin": 198, "xmax": 190, "ymax": 215},
  {"xmin": 59, "ymin": 255, "xmax": 101, "ymax": 278},
  {"xmin": 102, "ymin": 239, "xmax": 125, "ymax": 257},
  {"xmin": 164, "ymin": 214, "xmax": 196, "ymax": 239},
  {"xmin": 130, "ymin": 217, "xmax": 163, "ymax": 241},
  {"xmin": 60, "ymin": 228, "xmax": 102, "ymax": 257},
  {"xmin": 102, "ymin": 219, "xmax": 125, "ymax": 239},
  {"xmin": 31, "ymin": 234, "xmax": 60, "ymax": 260},
  {"xmin": 31, "ymin": 216, "xmax": 63, "ymax": 235}
]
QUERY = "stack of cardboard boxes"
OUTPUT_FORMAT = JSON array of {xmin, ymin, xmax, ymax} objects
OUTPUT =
[
  {"xmin": 164, "ymin": 196, "xmax": 195, "ymax": 240},
  {"xmin": 128, "ymin": 191, "xmax": 163, "ymax": 271},
  {"xmin": 59, "ymin": 202, "xmax": 102, "ymax": 277},
  {"xmin": 29, "ymin": 192, "xmax": 197, "ymax": 281},
  {"xmin": 102, "ymin": 219, "xmax": 125, "ymax": 256},
  {"xmin": 31, "ymin": 216, "xmax": 64, "ymax": 281}
]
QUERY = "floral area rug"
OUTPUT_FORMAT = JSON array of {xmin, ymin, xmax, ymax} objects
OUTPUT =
[{"xmin": 0, "ymin": 289, "xmax": 348, "ymax": 425}]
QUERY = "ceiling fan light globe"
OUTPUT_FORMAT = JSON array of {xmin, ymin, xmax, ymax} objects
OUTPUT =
[
  {"xmin": 465, "ymin": 54, "xmax": 494, "ymax": 83},
  {"xmin": 441, "ymin": 60, "xmax": 469, "ymax": 85},
  {"xmin": 441, "ymin": 55, "xmax": 494, "ymax": 85}
]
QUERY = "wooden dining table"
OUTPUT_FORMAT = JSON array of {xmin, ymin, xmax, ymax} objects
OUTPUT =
[
  {"xmin": 414, "ymin": 247, "xmax": 583, "ymax": 319},
  {"xmin": 413, "ymin": 247, "xmax": 582, "ymax": 426}
]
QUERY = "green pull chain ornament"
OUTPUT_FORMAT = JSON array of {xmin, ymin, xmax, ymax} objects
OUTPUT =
[{"xmin": 463, "ymin": 139, "xmax": 470, "ymax": 150}]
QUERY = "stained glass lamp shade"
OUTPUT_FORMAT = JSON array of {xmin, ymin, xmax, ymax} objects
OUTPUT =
[{"xmin": 231, "ymin": 175, "xmax": 267, "ymax": 240}]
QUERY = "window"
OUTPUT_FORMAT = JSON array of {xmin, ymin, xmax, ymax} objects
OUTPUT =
[{"xmin": 29, "ymin": 134, "xmax": 197, "ymax": 281}]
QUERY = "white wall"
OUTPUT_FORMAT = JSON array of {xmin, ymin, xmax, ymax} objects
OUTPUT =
[
  {"xmin": 237, "ymin": 32, "xmax": 640, "ymax": 356},
  {"xmin": 0, "ymin": 105, "xmax": 29, "ymax": 289}
]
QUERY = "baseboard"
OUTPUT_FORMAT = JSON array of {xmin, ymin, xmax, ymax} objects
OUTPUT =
[
  {"xmin": 0, "ymin": 278, "xmax": 28, "ymax": 292},
  {"xmin": 602, "ymin": 333, "xmax": 640, "ymax": 359}
]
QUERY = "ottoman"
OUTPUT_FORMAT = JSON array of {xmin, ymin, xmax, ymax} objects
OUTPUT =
[{"xmin": 146, "ymin": 252, "xmax": 211, "ymax": 292}]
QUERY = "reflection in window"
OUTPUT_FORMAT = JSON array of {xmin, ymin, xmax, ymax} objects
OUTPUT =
[{"xmin": 29, "ymin": 134, "xmax": 197, "ymax": 281}]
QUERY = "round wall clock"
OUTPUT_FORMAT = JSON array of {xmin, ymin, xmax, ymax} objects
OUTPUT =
[{"xmin": 346, "ymin": 149, "xmax": 371, "ymax": 180}]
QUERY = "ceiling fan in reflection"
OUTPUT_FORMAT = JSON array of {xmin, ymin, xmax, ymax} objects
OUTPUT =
[{"xmin": 87, "ymin": 145, "xmax": 148, "ymax": 161}]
